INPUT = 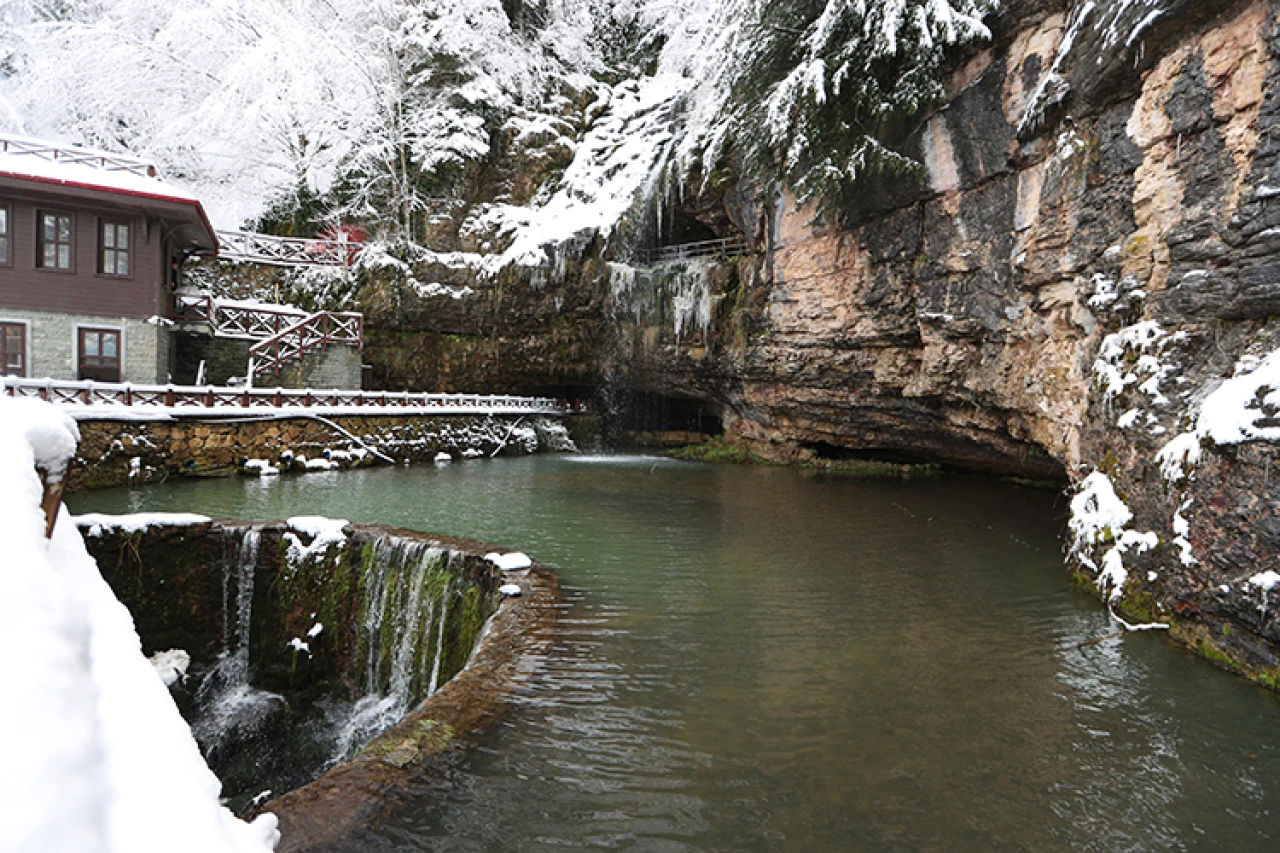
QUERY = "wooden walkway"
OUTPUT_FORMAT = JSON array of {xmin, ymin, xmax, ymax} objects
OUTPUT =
[
  {"xmin": 215, "ymin": 230, "xmax": 364, "ymax": 268},
  {"xmin": 3, "ymin": 377, "xmax": 567, "ymax": 415},
  {"xmin": 639, "ymin": 236, "xmax": 752, "ymax": 266}
]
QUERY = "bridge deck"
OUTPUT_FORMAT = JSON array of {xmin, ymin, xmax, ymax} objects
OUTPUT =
[{"xmin": 3, "ymin": 377, "xmax": 568, "ymax": 416}]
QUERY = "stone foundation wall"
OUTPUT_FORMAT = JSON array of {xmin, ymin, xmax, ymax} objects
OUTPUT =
[
  {"xmin": 0, "ymin": 308, "xmax": 169, "ymax": 383},
  {"xmin": 68, "ymin": 413, "xmax": 565, "ymax": 491}
]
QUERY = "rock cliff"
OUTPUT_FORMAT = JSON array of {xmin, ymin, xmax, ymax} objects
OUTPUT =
[
  {"xmin": 203, "ymin": 0, "xmax": 1280, "ymax": 683},
  {"xmin": 604, "ymin": 0, "xmax": 1280, "ymax": 683}
]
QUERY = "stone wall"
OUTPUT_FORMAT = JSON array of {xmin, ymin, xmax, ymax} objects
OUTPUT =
[
  {"xmin": 172, "ymin": 332, "xmax": 252, "ymax": 385},
  {"xmin": 172, "ymin": 332, "xmax": 363, "ymax": 389},
  {"xmin": 68, "ymin": 412, "xmax": 568, "ymax": 491},
  {"xmin": 76, "ymin": 518, "xmax": 552, "ymax": 819},
  {"xmin": 0, "ymin": 307, "xmax": 169, "ymax": 382}
]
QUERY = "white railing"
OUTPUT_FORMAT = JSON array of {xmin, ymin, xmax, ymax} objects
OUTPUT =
[
  {"xmin": 249, "ymin": 311, "xmax": 364, "ymax": 380},
  {"xmin": 215, "ymin": 230, "xmax": 364, "ymax": 268},
  {"xmin": 2, "ymin": 376, "xmax": 569, "ymax": 415},
  {"xmin": 173, "ymin": 293, "xmax": 310, "ymax": 340},
  {"xmin": 0, "ymin": 133, "xmax": 159, "ymax": 178},
  {"xmin": 639, "ymin": 235, "xmax": 752, "ymax": 265}
]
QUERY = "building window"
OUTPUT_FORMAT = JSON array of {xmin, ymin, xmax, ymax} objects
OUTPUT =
[
  {"xmin": 100, "ymin": 220, "xmax": 130, "ymax": 276},
  {"xmin": 0, "ymin": 206, "xmax": 9, "ymax": 266},
  {"xmin": 38, "ymin": 211, "xmax": 73, "ymax": 270},
  {"xmin": 0, "ymin": 322, "xmax": 25, "ymax": 376},
  {"xmin": 78, "ymin": 327, "xmax": 121, "ymax": 382}
]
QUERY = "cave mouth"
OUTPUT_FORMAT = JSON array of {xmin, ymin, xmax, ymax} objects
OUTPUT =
[
  {"xmin": 601, "ymin": 388, "xmax": 724, "ymax": 448},
  {"xmin": 799, "ymin": 439, "xmax": 1068, "ymax": 482}
]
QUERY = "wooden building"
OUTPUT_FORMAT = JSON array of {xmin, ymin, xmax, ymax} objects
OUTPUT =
[{"xmin": 0, "ymin": 134, "xmax": 217, "ymax": 383}]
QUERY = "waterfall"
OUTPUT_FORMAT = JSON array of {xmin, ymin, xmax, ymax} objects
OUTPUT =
[
  {"xmin": 178, "ymin": 524, "xmax": 497, "ymax": 793},
  {"xmin": 193, "ymin": 527, "xmax": 284, "ymax": 761},
  {"xmin": 332, "ymin": 537, "xmax": 476, "ymax": 759}
]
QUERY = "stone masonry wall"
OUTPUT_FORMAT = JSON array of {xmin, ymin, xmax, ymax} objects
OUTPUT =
[
  {"xmin": 68, "ymin": 413, "xmax": 565, "ymax": 491},
  {"xmin": 0, "ymin": 308, "xmax": 169, "ymax": 383}
]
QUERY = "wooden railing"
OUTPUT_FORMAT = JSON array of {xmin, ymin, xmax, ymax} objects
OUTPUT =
[
  {"xmin": 173, "ymin": 293, "xmax": 309, "ymax": 339},
  {"xmin": 639, "ymin": 236, "xmax": 752, "ymax": 265},
  {"xmin": 248, "ymin": 311, "xmax": 364, "ymax": 380},
  {"xmin": 215, "ymin": 230, "xmax": 364, "ymax": 268},
  {"xmin": 2, "ymin": 377, "xmax": 567, "ymax": 414},
  {"xmin": 0, "ymin": 133, "xmax": 158, "ymax": 178}
]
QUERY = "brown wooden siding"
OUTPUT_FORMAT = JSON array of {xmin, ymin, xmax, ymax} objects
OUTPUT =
[{"xmin": 0, "ymin": 192, "xmax": 166, "ymax": 320}]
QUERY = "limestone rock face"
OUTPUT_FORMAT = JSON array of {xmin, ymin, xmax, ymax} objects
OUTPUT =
[{"xmin": 601, "ymin": 0, "xmax": 1280, "ymax": 676}]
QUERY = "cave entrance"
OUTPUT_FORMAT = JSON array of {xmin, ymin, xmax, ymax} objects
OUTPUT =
[{"xmin": 601, "ymin": 388, "xmax": 723, "ymax": 448}]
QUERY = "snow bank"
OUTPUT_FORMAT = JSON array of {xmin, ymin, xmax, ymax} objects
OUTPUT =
[{"xmin": 0, "ymin": 396, "xmax": 278, "ymax": 853}]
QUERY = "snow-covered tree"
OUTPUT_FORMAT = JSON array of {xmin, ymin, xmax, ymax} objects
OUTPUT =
[{"xmin": 668, "ymin": 0, "xmax": 999, "ymax": 216}]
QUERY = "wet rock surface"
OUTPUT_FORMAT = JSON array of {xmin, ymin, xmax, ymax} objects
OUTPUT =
[{"xmin": 80, "ymin": 520, "xmax": 557, "ymax": 828}]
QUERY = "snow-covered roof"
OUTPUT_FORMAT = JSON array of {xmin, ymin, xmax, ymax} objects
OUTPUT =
[
  {"xmin": 0, "ymin": 133, "xmax": 200, "ymax": 204},
  {"xmin": 0, "ymin": 133, "xmax": 217, "ymax": 252}
]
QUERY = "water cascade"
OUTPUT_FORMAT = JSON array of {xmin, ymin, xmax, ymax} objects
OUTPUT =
[
  {"xmin": 78, "ymin": 520, "xmax": 504, "ymax": 809},
  {"xmin": 193, "ymin": 528, "xmax": 285, "ymax": 766},
  {"xmin": 334, "ymin": 539, "xmax": 473, "ymax": 759}
]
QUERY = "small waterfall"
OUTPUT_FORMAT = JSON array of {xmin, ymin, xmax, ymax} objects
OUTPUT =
[
  {"xmin": 332, "ymin": 537, "xmax": 480, "ymax": 759},
  {"xmin": 175, "ymin": 524, "xmax": 499, "ymax": 796},
  {"xmin": 193, "ymin": 527, "xmax": 284, "ymax": 761}
]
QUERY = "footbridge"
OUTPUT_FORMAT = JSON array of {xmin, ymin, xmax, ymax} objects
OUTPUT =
[{"xmin": 2, "ymin": 376, "xmax": 569, "ymax": 416}]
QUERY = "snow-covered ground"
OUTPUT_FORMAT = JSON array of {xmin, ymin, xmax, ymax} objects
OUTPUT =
[{"xmin": 0, "ymin": 396, "xmax": 279, "ymax": 853}]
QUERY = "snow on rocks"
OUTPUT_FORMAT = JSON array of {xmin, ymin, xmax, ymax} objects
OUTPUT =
[
  {"xmin": 1068, "ymin": 471, "xmax": 1159, "ymax": 602},
  {"xmin": 1093, "ymin": 321, "xmax": 1184, "ymax": 404},
  {"xmin": 74, "ymin": 512, "xmax": 212, "ymax": 538},
  {"xmin": 499, "ymin": 583, "xmax": 523, "ymax": 597},
  {"xmin": 283, "ymin": 516, "xmax": 349, "ymax": 565},
  {"xmin": 0, "ymin": 396, "xmax": 279, "ymax": 852},
  {"xmin": 243, "ymin": 459, "xmax": 281, "ymax": 476},
  {"xmin": 1171, "ymin": 498, "xmax": 1198, "ymax": 567},
  {"xmin": 150, "ymin": 649, "xmax": 192, "ymax": 688},
  {"xmin": 1156, "ymin": 344, "xmax": 1280, "ymax": 485},
  {"xmin": 486, "ymin": 552, "xmax": 533, "ymax": 571},
  {"xmin": 1247, "ymin": 570, "xmax": 1280, "ymax": 592},
  {"xmin": 1245, "ymin": 571, "xmax": 1280, "ymax": 617}
]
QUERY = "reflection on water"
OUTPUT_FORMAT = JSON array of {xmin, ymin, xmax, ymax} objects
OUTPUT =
[{"xmin": 70, "ymin": 456, "xmax": 1280, "ymax": 851}]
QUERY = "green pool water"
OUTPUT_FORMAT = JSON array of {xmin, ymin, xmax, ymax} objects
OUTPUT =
[{"xmin": 69, "ymin": 455, "xmax": 1280, "ymax": 852}]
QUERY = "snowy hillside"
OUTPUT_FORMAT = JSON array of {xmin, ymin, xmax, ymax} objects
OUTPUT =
[{"xmin": 1, "ymin": 0, "xmax": 998, "ymax": 265}]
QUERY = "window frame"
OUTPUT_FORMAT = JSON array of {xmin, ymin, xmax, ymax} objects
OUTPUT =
[
  {"xmin": 0, "ymin": 320, "xmax": 29, "ymax": 377},
  {"xmin": 0, "ymin": 204, "xmax": 11, "ymax": 268},
  {"xmin": 77, "ymin": 325, "xmax": 123, "ymax": 383},
  {"xmin": 98, "ymin": 218, "xmax": 133, "ymax": 278},
  {"xmin": 36, "ymin": 209, "xmax": 75, "ymax": 272}
]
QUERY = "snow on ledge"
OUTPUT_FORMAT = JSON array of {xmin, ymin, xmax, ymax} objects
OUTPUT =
[
  {"xmin": 1156, "ymin": 345, "xmax": 1280, "ymax": 484},
  {"xmin": 284, "ymin": 516, "xmax": 349, "ymax": 564},
  {"xmin": 73, "ymin": 512, "xmax": 213, "ymax": 537},
  {"xmin": 485, "ymin": 551, "xmax": 533, "ymax": 571}
]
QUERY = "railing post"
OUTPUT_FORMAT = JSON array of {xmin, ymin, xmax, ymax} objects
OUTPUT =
[{"xmin": 164, "ymin": 386, "xmax": 175, "ymax": 407}]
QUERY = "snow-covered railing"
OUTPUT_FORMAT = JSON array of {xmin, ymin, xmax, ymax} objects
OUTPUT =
[
  {"xmin": 0, "ymin": 132, "xmax": 159, "ymax": 178},
  {"xmin": 2, "ymin": 377, "xmax": 567, "ymax": 415},
  {"xmin": 173, "ymin": 293, "xmax": 309, "ymax": 339},
  {"xmin": 215, "ymin": 230, "xmax": 364, "ymax": 268},
  {"xmin": 640, "ymin": 235, "xmax": 752, "ymax": 265},
  {"xmin": 249, "ymin": 310, "xmax": 363, "ymax": 380}
]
